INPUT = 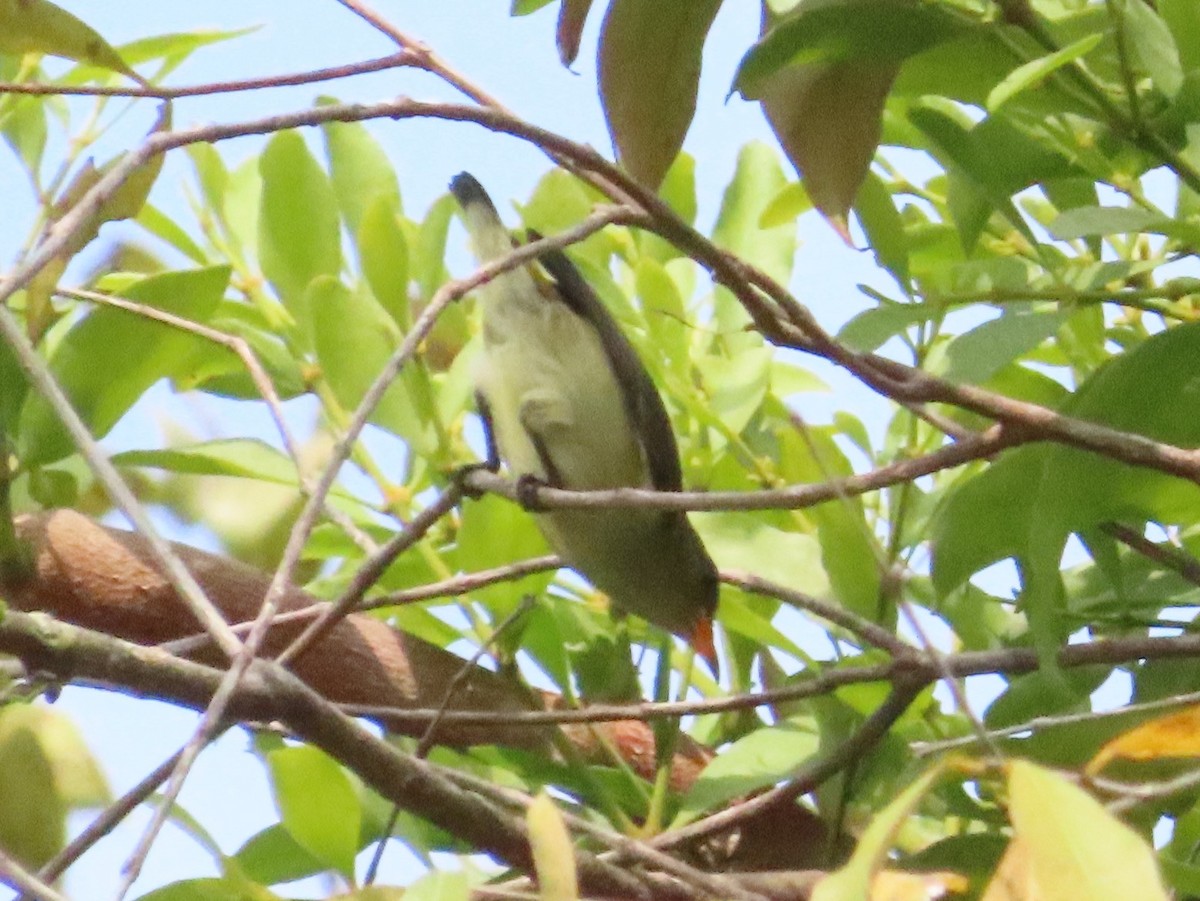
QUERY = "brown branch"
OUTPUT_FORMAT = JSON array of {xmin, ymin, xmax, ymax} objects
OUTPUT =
[
  {"xmin": 650, "ymin": 680, "xmax": 925, "ymax": 851},
  {"xmin": 0, "ymin": 53, "xmax": 416, "ymax": 99},
  {"xmin": 459, "ymin": 423, "xmax": 1015, "ymax": 512},
  {"xmin": 1101, "ymin": 522, "xmax": 1200, "ymax": 588},
  {"xmin": 6, "ymin": 94, "xmax": 1198, "ymax": 494},
  {"xmin": 0, "ymin": 609, "xmax": 655, "ymax": 900},
  {"xmin": 721, "ymin": 570, "xmax": 912, "ymax": 656}
]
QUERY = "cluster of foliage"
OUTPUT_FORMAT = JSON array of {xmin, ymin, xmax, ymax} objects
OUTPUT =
[{"xmin": 3, "ymin": 0, "xmax": 1200, "ymax": 899}]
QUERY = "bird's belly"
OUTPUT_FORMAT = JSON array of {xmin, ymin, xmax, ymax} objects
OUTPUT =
[{"xmin": 477, "ymin": 305, "xmax": 645, "ymax": 490}]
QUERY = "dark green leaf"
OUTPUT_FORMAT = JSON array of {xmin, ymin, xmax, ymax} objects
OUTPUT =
[
  {"xmin": 943, "ymin": 309, "xmax": 1069, "ymax": 385},
  {"xmin": 735, "ymin": 0, "xmax": 966, "ymax": 98},
  {"xmin": 598, "ymin": 0, "xmax": 722, "ymax": 189}
]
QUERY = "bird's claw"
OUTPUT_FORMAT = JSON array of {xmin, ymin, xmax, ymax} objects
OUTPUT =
[
  {"xmin": 515, "ymin": 474, "xmax": 548, "ymax": 511},
  {"xmin": 451, "ymin": 461, "xmax": 496, "ymax": 500}
]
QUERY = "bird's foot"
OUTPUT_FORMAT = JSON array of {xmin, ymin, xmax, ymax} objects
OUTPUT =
[
  {"xmin": 515, "ymin": 473, "xmax": 548, "ymax": 511},
  {"xmin": 450, "ymin": 461, "xmax": 496, "ymax": 500}
]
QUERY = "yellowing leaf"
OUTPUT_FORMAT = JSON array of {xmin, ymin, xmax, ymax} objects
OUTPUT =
[
  {"xmin": 872, "ymin": 870, "xmax": 968, "ymax": 900},
  {"xmin": 598, "ymin": 0, "xmax": 722, "ymax": 189},
  {"xmin": 1087, "ymin": 704, "xmax": 1200, "ymax": 775},
  {"xmin": 1006, "ymin": 759, "xmax": 1169, "ymax": 901},
  {"xmin": 527, "ymin": 792, "xmax": 577, "ymax": 901},
  {"xmin": 813, "ymin": 764, "xmax": 945, "ymax": 901},
  {"xmin": 0, "ymin": 0, "xmax": 135, "ymax": 77},
  {"xmin": 980, "ymin": 838, "xmax": 1041, "ymax": 901}
]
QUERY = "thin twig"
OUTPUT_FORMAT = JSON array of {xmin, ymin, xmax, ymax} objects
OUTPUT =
[
  {"xmin": 0, "ymin": 848, "xmax": 68, "ymax": 901},
  {"xmin": 723, "ymin": 570, "xmax": 913, "ymax": 656},
  {"xmin": 441, "ymin": 768, "xmax": 769, "ymax": 901},
  {"xmin": 0, "ymin": 53, "xmax": 415, "ymax": 99},
  {"xmin": 1102, "ymin": 521, "xmax": 1200, "ymax": 588},
  {"xmin": 57, "ymin": 286, "xmax": 377, "ymax": 555},
  {"xmin": 913, "ymin": 688, "xmax": 1200, "ymax": 757},
  {"xmin": 25, "ymin": 745, "xmax": 189, "ymax": 898},
  {"xmin": 277, "ymin": 487, "xmax": 463, "ymax": 666},
  {"xmin": 155, "ymin": 554, "xmax": 561, "ymax": 658},
  {"xmin": 648, "ymin": 679, "xmax": 924, "ymax": 851}
]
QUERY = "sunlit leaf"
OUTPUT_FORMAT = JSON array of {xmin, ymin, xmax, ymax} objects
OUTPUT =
[
  {"xmin": 1007, "ymin": 759, "xmax": 1169, "ymax": 901},
  {"xmin": 1087, "ymin": 705, "xmax": 1200, "ymax": 775},
  {"xmin": 527, "ymin": 792, "xmax": 578, "ymax": 901},
  {"xmin": 0, "ymin": 0, "xmax": 135, "ymax": 77}
]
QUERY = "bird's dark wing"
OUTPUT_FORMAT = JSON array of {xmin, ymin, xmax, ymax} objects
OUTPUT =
[{"xmin": 533, "ymin": 239, "xmax": 684, "ymax": 493}]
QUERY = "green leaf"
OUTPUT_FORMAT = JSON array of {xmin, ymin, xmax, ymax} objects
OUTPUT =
[
  {"xmin": 598, "ymin": 0, "xmax": 722, "ymax": 189},
  {"xmin": 837, "ymin": 303, "xmax": 938, "ymax": 352},
  {"xmin": 130, "ymin": 876, "xmax": 275, "ymax": 901},
  {"xmin": 0, "ymin": 719, "xmax": 63, "ymax": 868},
  {"xmin": 0, "ymin": 0, "xmax": 135, "ymax": 78},
  {"xmin": 676, "ymin": 717, "xmax": 819, "ymax": 822},
  {"xmin": 404, "ymin": 870, "xmax": 476, "ymax": 901},
  {"xmin": 635, "ymin": 257, "xmax": 689, "ymax": 374},
  {"xmin": 113, "ymin": 439, "xmax": 300, "ymax": 483},
  {"xmin": 356, "ymin": 195, "xmax": 410, "ymax": 327},
  {"xmin": 233, "ymin": 824, "xmax": 325, "ymax": 886},
  {"xmin": 759, "ymin": 181, "xmax": 812, "ymax": 228},
  {"xmin": 813, "ymin": 763, "xmax": 945, "ymax": 901},
  {"xmin": 933, "ymin": 323, "xmax": 1200, "ymax": 597},
  {"xmin": 698, "ymin": 513, "xmax": 829, "ymax": 599},
  {"xmin": 318, "ymin": 101, "xmax": 402, "ymax": 234},
  {"xmin": 942, "ymin": 309, "xmax": 1070, "ymax": 385},
  {"xmin": 0, "ymin": 337, "xmax": 26, "ymax": 437},
  {"xmin": 1007, "ymin": 759, "xmax": 1170, "ymax": 901},
  {"xmin": 1160, "ymin": 0, "xmax": 1200, "ymax": 72},
  {"xmin": 137, "ymin": 203, "xmax": 210, "ymax": 265},
  {"xmin": 457, "ymin": 494, "xmax": 552, "ymax": 615},
  {"xmin": 0, "ymin": 86, "xmax": 48, "ymax": 179},
  {"xmin": 1121, "ymin": 0, "xmax": 1184, "ymax": 98},
  {"xmin": 1049, "ymin": 205, "xmax": 1178, "ymax": 240},
  {"xmin": 266, "ymin": 744, "xmax": 362, "ymax": 881},
  {"xmin": 412, "ymin": 193, "xmax": 456, "ymax": 301},
  {"xmin": 112, "ymin": 27, "xmax": 257, "ymax": 69},
  {"xmin": 310, "ymin": 277, "xmax": 438, "ymax": 455},
  {"xmin": 854, "ymin": 170, "xmax": 909, "ymax": 289},
  {"xmin": 986, "ymin": 34, "xmax": 1103, "ymax": 112},
  {"xmin": 258, "ymin": 130, "xmax": 341, "ymax": 315},
  {"xmin": 735, "ymin": 0, "xmax": 966, "ymax": 98},
  {"xmin": 986, "ymin": 666, "xmax": 1110, "ymax": 731},
  {"xmin": 18, "ymin": 266, "xmax": 231, "ymax": 465}
]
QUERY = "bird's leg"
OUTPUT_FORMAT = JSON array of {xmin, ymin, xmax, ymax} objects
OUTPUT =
[
  {"xmin": 452, "ymin": 391, "xmax": 501, "ymax": 499},
  {"xmin": 515, "ymin": 390, "xmax": 569, "ymax": 512}
]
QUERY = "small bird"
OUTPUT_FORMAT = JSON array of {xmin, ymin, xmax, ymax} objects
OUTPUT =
[{"xmin": 449, "ymin": 173, "xmax": 719, "ymax": 674}]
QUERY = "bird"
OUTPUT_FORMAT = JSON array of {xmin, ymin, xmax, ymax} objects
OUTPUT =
[{"xmin": 449, "ymin": 172, "xmax": 719, "ymax": 674}]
